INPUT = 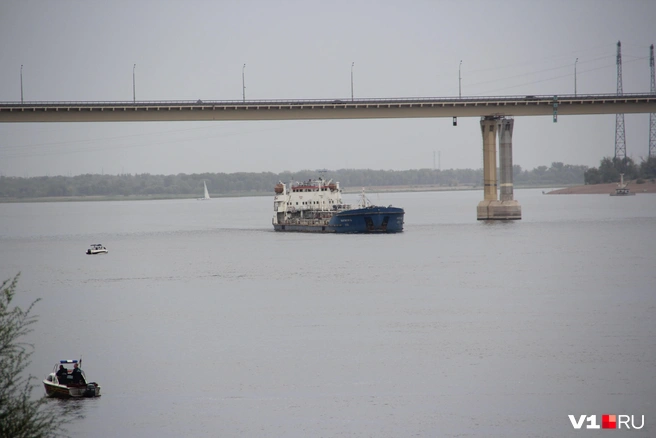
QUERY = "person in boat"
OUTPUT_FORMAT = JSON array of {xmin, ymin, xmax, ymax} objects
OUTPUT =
[
  {"xmin": 71, "ymin": 363, "xmax": 85, "ymax": 385},
  {"xmin": 56, "ymin": 365, "xmax": 69, "ymax": 383}
]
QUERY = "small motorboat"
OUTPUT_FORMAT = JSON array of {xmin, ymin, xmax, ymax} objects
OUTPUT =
[
  {"xmin": 43, "ymin": 359, "xmax": 101, "ymax": 398},
  {"xmin": 86, "ymin": 244, "xmax": 108, "ymax": 255}
]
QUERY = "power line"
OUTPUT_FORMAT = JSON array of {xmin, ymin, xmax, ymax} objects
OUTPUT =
[
  {"xmin": 474, "ymin": 56, "xmax": 647, "ymax": 95},
  {"xmin": 0, "ymin": 125, "xmax": 296, "ymax": 159}
]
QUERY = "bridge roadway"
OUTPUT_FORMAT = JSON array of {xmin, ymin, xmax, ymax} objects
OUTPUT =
[{"xmin": 1, "ymin": 93, "xmax": 655, "ymax": 123}]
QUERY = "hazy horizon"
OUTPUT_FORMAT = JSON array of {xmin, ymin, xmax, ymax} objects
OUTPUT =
[
  {"xmin": 1, "ymin": 0, "xmax": 655, "ymax": 178},
  {"xmin": 2, "ymin": 161, "xmax": 591, "ymax": 179}
]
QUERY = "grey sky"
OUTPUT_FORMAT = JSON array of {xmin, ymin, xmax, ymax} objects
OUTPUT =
[{"xmin": 0, "ymin": 0, "xmax": 654, "ymax": 177}]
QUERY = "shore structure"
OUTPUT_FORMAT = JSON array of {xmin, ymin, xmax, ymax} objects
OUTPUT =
[{"xmin": 610, "ymin": 173, "xmax": 636, "ymax": 196}]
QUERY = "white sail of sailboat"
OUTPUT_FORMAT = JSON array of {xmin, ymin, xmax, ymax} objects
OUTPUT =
[{"xmin": 198, "ymin": 180, "xmax": 211, "ymax": 200}]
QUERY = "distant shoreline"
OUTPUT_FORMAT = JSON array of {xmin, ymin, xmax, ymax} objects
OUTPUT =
[
  {"xmin": 0, "ymin": 184, "xmax": 575, "ymax": 203},
  {"xmin": 546, "ymin": 180, "xmax": 656, "ymax": 195}
]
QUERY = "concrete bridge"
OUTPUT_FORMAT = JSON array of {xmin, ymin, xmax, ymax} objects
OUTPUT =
[
  {"xmin": 2, "ymin": 93, "xmax": 655, "ymax": 220},
  {"xmin": 1, "ymin": 94, "xmax": 654, "ymax": 122}
]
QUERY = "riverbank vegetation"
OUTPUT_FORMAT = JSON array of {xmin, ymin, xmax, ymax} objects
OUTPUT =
[
  {"xmin": 584, "ymin": 156, "xmax": 656, "ymax": 185},
  {"xmin": 0, "ymin": 274, "xmax": 74, "ymax": 437},
  {"xmin": 0, "ymin": 163, "xmax": 589, "ymax": 201}
]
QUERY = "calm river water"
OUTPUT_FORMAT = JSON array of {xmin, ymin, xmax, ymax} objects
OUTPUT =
[{"xmin": 1, "ymin": 189, "xmax": 654, "ymax": 437}]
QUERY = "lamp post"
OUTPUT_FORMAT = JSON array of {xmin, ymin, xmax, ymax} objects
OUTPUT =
[
  {"xmin": 133, "ymin": 64, "xmax": 136, "ymax": 103},
  {"xmin": 242, "ymin": 64, "xmax": 246, "ymax": 102},
  {"xmin": 20, "ymin": 65, "xmax": 23, "ymax": 103},
  {"xmin": 351, "ymin": 62, "xmax": 354, "ymax": 101},
  {"xmin": 574, "ymin": 58, "xmax": 578, "ymax": 96},
  {"xmin": 459, "ymin": 60, "xmax": 462, "ymax": 98}
]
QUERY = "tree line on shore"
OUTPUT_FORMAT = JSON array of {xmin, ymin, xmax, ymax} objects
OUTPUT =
[
  {"xmin": 0, "ymin": 162, "xmax": 592, "ymax": 199},
  {"xmin": 583, "ymin": 156, "xmax": 656, "ymax": 185}
]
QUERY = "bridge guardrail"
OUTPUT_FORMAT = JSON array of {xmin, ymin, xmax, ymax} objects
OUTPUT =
[{"xmin": 1, "ymin": 93, "xmax": 655, "ymax": 107}]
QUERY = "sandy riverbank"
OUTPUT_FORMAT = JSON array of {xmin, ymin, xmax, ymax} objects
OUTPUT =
[{"xmin": 547, "ymin": 180, "xmax": 656, "ymax": 195}]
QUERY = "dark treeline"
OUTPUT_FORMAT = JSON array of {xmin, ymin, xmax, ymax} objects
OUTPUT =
[
  {"xmin": 583, "ymin": 156, "xmax": 656, "ymax": 184},
  {"xmin": 0, "ymin": 163, "xmax": 589, "ymax": 199}
]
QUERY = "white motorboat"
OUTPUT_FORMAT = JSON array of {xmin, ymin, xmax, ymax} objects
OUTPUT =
[
  {"xmin": 86, "ymin": 244, "xmax": 108, "ymax": 255},
  {"xmin": 43, "ymin": 359, "xmax": 101, "ymax": 398}
]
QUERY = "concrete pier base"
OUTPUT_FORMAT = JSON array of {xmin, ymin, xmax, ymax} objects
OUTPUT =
[{"xmin": 477, "ymin": 199, "xmax": 522, "ymax": 220}]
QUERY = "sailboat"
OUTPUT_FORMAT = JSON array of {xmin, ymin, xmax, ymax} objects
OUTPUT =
[{"xmin": 198, "ymin": 181, "xmax": 211, "ymax": 200}]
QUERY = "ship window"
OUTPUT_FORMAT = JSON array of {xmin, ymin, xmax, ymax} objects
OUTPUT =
[{"xmin": 295, "ymin": 202, "xmax": 298, "ymax": 205}]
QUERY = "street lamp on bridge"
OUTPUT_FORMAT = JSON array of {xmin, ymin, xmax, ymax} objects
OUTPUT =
[
  {"xmin": 351, "ymin": 62, "xmax": 355, "ymax": 101},
  {"xmin": 133, "ymin": 64, "xmax": 136, "ymax": 103},
  {"xmin": 20, "ymin": 65, "xmax": 23, "ymax": 104},
  {"xmin": 242, "ymin": 64, "xmax": 246, "ymax": 102},
  {"xmin": 574, "ymin": 58, "xmax": 578, "ymax": 96},
  {"xmin": 459, "ymin": 60, "xmax": 462, "ymax": 98}
]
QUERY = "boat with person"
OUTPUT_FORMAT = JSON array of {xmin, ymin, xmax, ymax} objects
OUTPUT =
[
  {"xmin": 272, "ymin": 177, "xmax": 404, "ymax": 233},
  {"xmin": 197, "ymin": 180, "xmax": 211, "ymax": 200},
  {"xmin": 86, "ymin": 244, "xmax": 108, "ymax": 255},
  {"xmin": 43, "ymin": 359, "xmax": 101, "ymax": 398}
]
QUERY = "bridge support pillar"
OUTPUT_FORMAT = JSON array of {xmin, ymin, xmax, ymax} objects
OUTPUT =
[
  {"xmin": 497, "ymin": 118, "xmax": 521, "ymax": 219},
  {"xmin": 477, "ymin": 117, "xmax": 522, "ymax": 220}
]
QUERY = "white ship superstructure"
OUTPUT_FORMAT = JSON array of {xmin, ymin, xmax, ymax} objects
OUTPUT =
[{"xmin": 273, "ymin": 177, "xmax": 351, "ymax": 227}]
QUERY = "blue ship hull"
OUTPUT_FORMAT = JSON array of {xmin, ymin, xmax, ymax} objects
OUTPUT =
[
  {"xmin": 330, "ymin": 206, "xmax": 404, "ymax": 233},
  {"xmin": 273, "ymin": 206, "xmax": 404, "ymax": 233}
]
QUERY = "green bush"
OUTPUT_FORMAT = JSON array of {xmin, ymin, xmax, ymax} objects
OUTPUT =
[{"xmin": 0, "ymin": 274, "xmax": 74, "ymax": 438}]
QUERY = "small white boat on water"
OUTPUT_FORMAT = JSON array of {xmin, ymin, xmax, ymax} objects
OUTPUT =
[
  {"xmin": 197, "ymin": 180, "xmax": 211, "ymax": 200},
  {"xmin": 86, "ymin": 244, "xmax": 108, "ymax": 255},
  {"xmin": 43, "ymin": 359, "xmax": 101, "ymax": 398}
]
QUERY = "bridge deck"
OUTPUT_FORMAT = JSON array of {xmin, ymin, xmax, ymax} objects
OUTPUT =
[{"xmin": 1, "ymin": 94, "xmax": 655, "ymax": 122}]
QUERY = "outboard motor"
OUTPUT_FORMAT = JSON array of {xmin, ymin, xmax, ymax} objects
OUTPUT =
[{"xmin": 83, "ymin": 383, "xmax": 97, "ymax": 397}]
